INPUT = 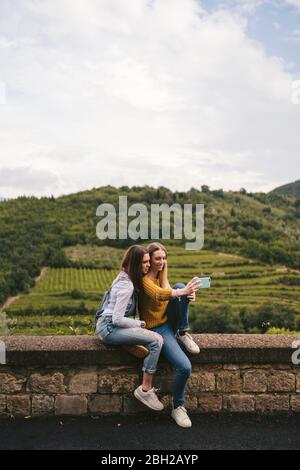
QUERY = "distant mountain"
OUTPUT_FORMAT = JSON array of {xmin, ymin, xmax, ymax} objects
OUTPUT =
[{"xmin": 271, "ymin": 180, "xmax": 300, "ymax": 196}]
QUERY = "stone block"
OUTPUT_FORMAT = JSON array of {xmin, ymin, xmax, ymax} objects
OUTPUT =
[
  {"xmin": 267, "ymin": 372, "xmax": 295, "ymax": 392},
  {"xmin": 255, "ymin": 394, "xmax": 290, "ymax": 413},
  {"xmin": 0, "ymin": 395, "xmax": 6, "ymax": 414},
  {"xmin": 98, "ymin": 373, "xmax": 139, "ymax": 394},
  {"xmin": 32, "ymin": 395, "xmax": 55, "ymax": 416},
  {"xmin": 27, "ymin": 372, "xmax": 66, "ymax": 394},
  {"xmin": 290, "ymin": 395, "xmax": 300, "ymax": 412},
  {"xmin": 0, "ymin": 373, "xmax": 26, "ymax": 394},
  {"xmin": 223, "ymin": 395, "xmax": 255, "ymax": 413},
  {"xmin": 243, "ymin": 371, "xmax": 268, "ymax": 393},
  {"xmin": 88, "ymin": 394, "xmax": 122, "ymax": 414},
  {"xmin": 69, "ymin": 372, "xmax": 98, "ymax": 394},
  {"xmin": 187, "ymin": 372, "xmax": 216, "ymax": 392},
  {"xmin": 198, "ymin": 394, "xmax": 222, "ymax": 413},
  {"xmin": 7, "ymin": 395, "xmax": 30, "ymax": 417},
  {"xmin": 55, "ymin": 395, "xmax": 87, "ymax": 416},
  {"xmin": 216, "ymin": 371, "xmax": 242, "ymax": 393}
]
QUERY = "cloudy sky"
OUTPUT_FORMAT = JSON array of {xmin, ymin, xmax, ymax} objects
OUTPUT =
[{"xmin": 0, "ymin": 0, "xmax": 299, "ymax": 198}]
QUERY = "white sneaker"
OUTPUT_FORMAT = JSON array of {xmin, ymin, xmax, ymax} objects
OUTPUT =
[
  {"xmin": 171, "ymin": 406, "xmax": 192, "ymax": 428},
  {"xmin": 176, "ymin": 332, "xmax": 200, "ymax": 354},
  {"xmin": 134, "ymin": 386, "xmax": 164, "ymax": 411}
]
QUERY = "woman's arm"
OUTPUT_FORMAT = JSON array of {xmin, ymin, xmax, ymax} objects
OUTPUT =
[
  {"xmin": 142, "ymin": 276, "xmax": 173, "ymax": 302},
  {"xmin": 112, "ymin": 282, "xmax": 143, "ymax": 328},
  {"xmin": 143, "ymin": 276, "xmax": 198, "ymax": 302},
  {"xmin": 159, "ymin": 260, "xmax": 171, "ymax": 290}
]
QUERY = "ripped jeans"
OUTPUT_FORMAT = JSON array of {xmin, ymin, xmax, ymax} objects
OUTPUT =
[{"xmin": 96, "ymin": 316, "xmax": 163, "ymax": 374}]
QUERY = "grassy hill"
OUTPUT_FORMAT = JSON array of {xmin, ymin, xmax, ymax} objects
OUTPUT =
[{"xmin": 271, "ymin": 180, "xmax": 300, "ymax": 197}]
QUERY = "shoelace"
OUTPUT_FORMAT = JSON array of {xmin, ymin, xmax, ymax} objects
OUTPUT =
[
  {"xmin": 184, "ymin": 333, "xmax": 192, "ymax": 340},
  {"xmin": 181, "ymin": 332, "xmax": 198, "ymax": 345},
  {"xmin": 177, "ymin": 406, "xmax": 187, "ymax": 412},
  {"xmin": 178, "ymin": 332, "xmax": 191, "ymax": 341},
  {"xmin": 143, "ymin": 387, "xmax": 160, "ymax": 394},
  {"xmin": 175, "ymin": 406, "xmax": 189, "ymax": 417}
]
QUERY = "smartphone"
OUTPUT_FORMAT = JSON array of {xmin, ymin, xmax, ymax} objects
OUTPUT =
[{"xmin": 194, "ymin": 276, "xmax": 211, "ymax": 288}]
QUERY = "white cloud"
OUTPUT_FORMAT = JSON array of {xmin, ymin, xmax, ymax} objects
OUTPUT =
[
  {"xmin": 0, "ymin": 165, "xmax": 59, "ymax": 197},
  {"xmin": 213, "ymin": 0, "xmax": 264, "ymax": 15},
  {"xmin": 0, "ymin": 0, "xmax": 299, "ymax": 198},
  {"xmin": 286, "ymin": 0, "xmax": 300, "ymax": 9}
]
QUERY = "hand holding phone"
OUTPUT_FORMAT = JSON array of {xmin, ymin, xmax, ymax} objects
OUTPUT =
[{"xmin": 194, "ymin": 276, "xmax": 211, "ymax": 289}]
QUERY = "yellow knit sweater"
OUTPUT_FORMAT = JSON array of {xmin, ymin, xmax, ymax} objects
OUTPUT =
[{"xmin": 138, "ymin": 276, "xmax": 173, "ymax": 329}]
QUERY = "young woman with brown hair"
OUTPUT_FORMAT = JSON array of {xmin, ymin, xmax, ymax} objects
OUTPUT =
[{"xmin": 95, "ymin": 244, "xmax": 164, "ymax": 411}]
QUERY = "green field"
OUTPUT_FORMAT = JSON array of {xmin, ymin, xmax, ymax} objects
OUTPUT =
[{"xmin": 2, "ymin": 245, "xmax": 300, "ymax": 335}]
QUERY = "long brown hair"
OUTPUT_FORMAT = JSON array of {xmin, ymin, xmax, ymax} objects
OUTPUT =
[
  {"xmin": 147, "ymin": 242, "xmax": 168, "ymax": 259},
  {"xmin": 120, "ymin": 245, "xmax": 149, "ymax": 293}
]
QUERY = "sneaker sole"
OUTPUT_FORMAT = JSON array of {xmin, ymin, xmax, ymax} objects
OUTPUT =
[
  {"xmin": 177, "ymin": 343, "xmax": 201, "ymax": 355},
  {"xmin": 176, "ymin": 338, "xmax": 200, "ymax": 355},
  {"xmin": 186, "ymin": 348, "xmax": 200, "ymax": 354},
  {"xmin": 133, "ymin": 389, "xmax": 164, "ymax": 411}
]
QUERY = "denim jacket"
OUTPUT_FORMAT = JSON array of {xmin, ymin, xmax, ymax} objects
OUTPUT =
[{"xmin": 96, "ymin": 271, "xmax": 142, "ymax": 329}]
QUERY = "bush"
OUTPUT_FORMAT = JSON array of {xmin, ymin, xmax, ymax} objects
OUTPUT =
[
  {"xmin": 267, "ymin": 327, "xmax": 300, "ymax": 335},
  {"xmin": 262, "ymin": 207, "xmax": 272, "ymax": 215},
  {"xmin": 70, "ymin": 289, "xmax": 85, "ymax": 299},
  {"xmin": 255, "ymin": 302, "xmax": 297, "ymax": 332},
  {"xmin": 277, "ymin": 276, "xmax": 300, "ymax": 286},
  {"xmin": 189, "ymin": 302, "xmax": 299, "ymax": 334},
  {"xmin": 190, "ymin": 304, "xmax": 244, "ymax": 333}
]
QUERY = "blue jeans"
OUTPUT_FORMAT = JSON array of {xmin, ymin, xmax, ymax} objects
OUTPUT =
[
  {"xmin": 150, "ymin": 283, "xmax": 192, "ymax": 409},
  {"xmin": 165, "ymin": 283, "xmax": 190, "ymax": 334},
  {"xmin": 96, "ymin": 317, "xmax": 163, "ymax": 375}
]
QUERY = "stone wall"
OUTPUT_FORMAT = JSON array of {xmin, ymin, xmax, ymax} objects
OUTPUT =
[{"xmin": 0, "ymin": 334, "xmax": 300, "ymax": 417}]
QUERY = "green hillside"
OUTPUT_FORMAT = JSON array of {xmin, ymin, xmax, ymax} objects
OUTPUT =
[
  {"xmin": 3, "ymin": 245, "xmax": 300, "ymax": 335},
  {"xmin": 271, "ymin": 180, "xmax": 300, "ymax": 197},
  {"xmin": 0, "ymin": 185, "xmax": 300, "ymax": 326}
]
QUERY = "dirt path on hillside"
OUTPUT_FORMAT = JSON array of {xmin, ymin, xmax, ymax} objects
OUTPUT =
[
  {"xmin": 35, "ymin": 266, "xmax": 48, "ymax": 283},
  {"xmin": 0, "ymin": 294, "xmax": 21, "ymax": 313},
  {"xmin": 0, "ymin": 267, "xmax": 48, "ymax": 313},
  {"xmin": 217, "ymin": 252, "xmax": 245, "ymax": 260},
  {"xmin": 276, "ymin": 267, "xmax": 300, "ymax": 274}
]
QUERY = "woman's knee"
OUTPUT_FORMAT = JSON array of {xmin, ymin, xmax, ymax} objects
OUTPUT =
[
  {"xmin": 173, "ymin": 282, "xmax": 185, "ymax": 289},
  {"xmin": 147, "ymin": 332, "xmax": 163, "ymax": 350},
  {"xmin": 153, "ymin": 332, "xmax": 164, "ymax": 349},
  {"xmin": 177, "ymin": 361, "xmax": 192, "ymax": 377},
  {"xmin": 172, "ymin": 282, "xmax": 189, "ymax": 304}
]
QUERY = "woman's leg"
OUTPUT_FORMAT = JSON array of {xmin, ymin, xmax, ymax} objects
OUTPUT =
[
  {"xmin": 152, "ymin": 322, "xmax": 192, "ymax": 408},
  {"xmin": 99, "ymin": 326, "xmax": 165, "ymax": 411},
  {"xmin": 165, "ymin": 283, "xmax": 200, "ymax": 355},
  {"xmin": 101, "ymin": 326, "xmax": 163, "ymax": 376},
  {"xmin": 165, "ymin": 283, "xmax": 190, "ymax": 334},
  {"xmin": 142, "ymin": 372, "xmax": 153, "ymax": 391}
]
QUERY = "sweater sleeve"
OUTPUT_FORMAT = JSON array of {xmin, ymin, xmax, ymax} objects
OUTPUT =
[
  {"xmin": 112, "ymin": 281, "xmax": 143, "ymax": 328},
  {"xmin": 142, "ymin": 277, "xmax": 173, "ymax": 302}
]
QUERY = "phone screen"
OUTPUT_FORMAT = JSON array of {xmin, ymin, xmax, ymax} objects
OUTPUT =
[{"xmin": 195, "ymin": 277, "xmax": 211, "ymax": 288}]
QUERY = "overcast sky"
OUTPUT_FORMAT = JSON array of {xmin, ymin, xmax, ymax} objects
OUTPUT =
[{"xmin": 0, "ymin": 0, "xmax": 299, "ymax": 198}]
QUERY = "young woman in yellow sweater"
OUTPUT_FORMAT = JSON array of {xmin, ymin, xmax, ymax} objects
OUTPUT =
[
  {"xmin": 138, "ymin": 242, "xmax": 200, "ymax": 428},
  {"xmin": 95, "ymin": 245, "xmax": 164, "ymax": 411}
]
